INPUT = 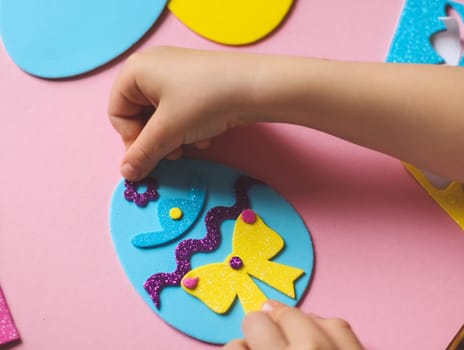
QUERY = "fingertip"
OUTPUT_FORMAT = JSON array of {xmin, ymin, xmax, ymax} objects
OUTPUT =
[
  {"xmin": 241, "ymin": 310, "xmax": 287, "ymax": 349},
  {"xmin": 120, "ymin": 163, "xmax": 142, "ymax": 182},
  {"xmin": 117, "ymin": 105, "xmax": 185, "ymax": 181},
  {"xmin": 121, "ymin": 140, "xmax": 163, "ymax": 181},
  {"xmin": 261, "ymin": 300, "xmax": 286, "ymax": 314}
]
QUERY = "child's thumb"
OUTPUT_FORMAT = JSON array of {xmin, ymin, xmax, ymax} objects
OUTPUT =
[{"xmin": 120, "ymin": 110, "xmax": 182, "ymax": 181}]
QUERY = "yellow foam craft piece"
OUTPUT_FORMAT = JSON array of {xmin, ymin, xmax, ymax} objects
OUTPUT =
[
  {"xmin": 167, "ymin": 0, "xmax": 294, "ymax": 45},
  {"xmin": 181, "ymin": 211, "xmax": 304, "ymax": 314},
  {"xmin": 405, "ymin": 164, "xmax": 464, "ymax": 229}
]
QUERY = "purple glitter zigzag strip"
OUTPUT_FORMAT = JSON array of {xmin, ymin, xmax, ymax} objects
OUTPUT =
[{"xmin": 144, "ymin": 175, "xmax": 262, "ymax": 309}]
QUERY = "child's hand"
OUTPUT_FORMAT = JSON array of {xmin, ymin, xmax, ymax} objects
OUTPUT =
[
  {"xmin": 108, "ymin": 46, "xmax": 264, "ymax": 181},
  {"xmin": 109, "ymin": 46, "xmax": 464, "ymax": 182},
  {"xmin": 224, "ymin": 301, "xmax": 363, "ymax": 350}
]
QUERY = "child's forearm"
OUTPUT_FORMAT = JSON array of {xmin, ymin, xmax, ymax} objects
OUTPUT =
[
  {"xmin": 109, "ymin": 47, "xmax": 464, "ymax": 181},
  {"xmin": 246, "ymin": 56, "xmax": 464, "ymax": 181}
]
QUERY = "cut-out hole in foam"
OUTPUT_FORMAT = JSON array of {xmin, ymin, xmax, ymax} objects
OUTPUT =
[
  {"xmin": 136, "ymin": 184, "xmax": 148, "ymax": 194},
  {"xmin": 447, "ymin": 5, "xmax": 464, "ymax": 47},
  {"xmin": 430, "ymin": 13, "xmax": 463, "ymax": 65}
]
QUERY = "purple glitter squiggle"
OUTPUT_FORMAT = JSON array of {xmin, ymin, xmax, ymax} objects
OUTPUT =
[{"xmin": 144, "ymin": 176, "xmax": 262, "ymax": 309}]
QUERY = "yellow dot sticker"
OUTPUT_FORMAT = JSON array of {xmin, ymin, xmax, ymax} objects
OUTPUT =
[{"xmin": 169, "ymin": 207, "xmax": 183, "ymax": 220}]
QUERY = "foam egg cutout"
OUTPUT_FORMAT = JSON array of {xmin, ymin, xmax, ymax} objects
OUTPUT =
[
  {"xmin": 109, "ymin": 159, "xmax": 314, "ymax": 344},
  {"xmin": 0, "ymin": 0, "xmax": 167, "ymax": 78},
  {"xmin": 167, "ymin": 0, "xmax": 294, "ymax": 45}
]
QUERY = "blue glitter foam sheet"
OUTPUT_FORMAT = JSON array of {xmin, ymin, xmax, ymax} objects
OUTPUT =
[{"xmin": 387, "ymin": 0, "xmax": 464, "ymax": 66}]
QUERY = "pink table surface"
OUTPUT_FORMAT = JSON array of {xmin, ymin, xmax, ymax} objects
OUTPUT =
[{"xmin": 1, "ymin": 1, "xmax": 464, "ymax": 349}]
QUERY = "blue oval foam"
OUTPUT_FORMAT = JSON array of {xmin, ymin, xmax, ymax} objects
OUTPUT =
[
  {"xmin": 109, "ymin": 159, "xmax": 314, "ymax": 344},
  {"xmin": 0, "ymin": 0, "xmax": 166, "ymax": 78}
]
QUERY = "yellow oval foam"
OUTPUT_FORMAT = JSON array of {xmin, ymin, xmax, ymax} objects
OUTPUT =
[{"xmin": 168, "ymin": 0, "xmax": 294, "ymax": 45}]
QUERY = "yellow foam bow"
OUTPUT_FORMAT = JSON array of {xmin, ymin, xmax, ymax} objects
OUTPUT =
[{"xmin": 181, "ymin": 210, "xmax": 304, "ymax": 314}]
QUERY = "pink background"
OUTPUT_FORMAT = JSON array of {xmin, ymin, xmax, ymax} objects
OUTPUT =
[{"xmin": 1, "ymin": 1, "xmax": 464, "ymax": 349}]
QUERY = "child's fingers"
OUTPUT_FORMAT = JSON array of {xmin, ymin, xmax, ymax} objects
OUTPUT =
[
  {"xmin": 194, "ymin": 139, "xmax": 211, "ymax": 150},
  {"xmin": 165, "ymin": 147, "xmax": 183, "ymax": 160},
  {"xmin": 262, "ymin": 300, "xmax": 336, "ymax": 349},
  {"xmin": 108, "ymin": 53, "xmax": 156, "ymax": 118},
  {"xmin": 108, "ymin": 53, "xmax": 158, "ymax": 147},
  {"xmin": 110, "ymin": 114, "xmax": 148, "ymax": 149},
  {"xmin": 311, "ymin": 316, "xmax": 364, "ymax": 350},
  {"xmin": 222, "ymin": 339, "xmax": 250, "ymax": 350},
  {"xmin": 121, "ymin": 106, "xmax": 183, "ymax": 181},
  {"xmin": 241, "ymin": 311, "xmax": 287, "ymax": 350}
]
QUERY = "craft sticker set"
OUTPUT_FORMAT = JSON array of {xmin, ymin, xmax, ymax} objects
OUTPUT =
[{"xmin": 109, "ymin": 159, "xmax": 314, "ymax": 344}]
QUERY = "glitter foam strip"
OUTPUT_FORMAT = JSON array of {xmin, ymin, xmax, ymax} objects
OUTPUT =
[{"xmin": 0, "ymin": 286, "xmax": 20, "ymax": 345}]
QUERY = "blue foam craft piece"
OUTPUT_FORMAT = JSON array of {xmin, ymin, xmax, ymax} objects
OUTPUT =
[
  {"xmin": 109, "ymin": 159, "xmax": 314, "ymax": 344},
  {"xmin": 387, "ymin": 0, "xmax": 464, "ymax": 66},
  {"xmin": 0, "ymin": 2, "xmax": 3, "ymax": 38},
  {"xmin": 0, "ymin": 0, "xmax": 167, "ymax": 78},
  {"xmin": 131, "ymin": 176, "xmax": 207, "ymax": 248}
]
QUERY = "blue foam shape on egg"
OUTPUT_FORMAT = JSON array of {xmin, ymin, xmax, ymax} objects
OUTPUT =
[
  {"xmin": 131, "ymin": 176, "xmax": 207, "ymax": 248},
  {"xmin": 109, "ymin": 159, "xmax": 314, "ymax": 344},
  {"xmin": 0, "ymin": 0, "xmax": 167, "ymax": 78},
  {"xmin": 387, "ymin": 0, "xmax": 464, "ymax": 65}
]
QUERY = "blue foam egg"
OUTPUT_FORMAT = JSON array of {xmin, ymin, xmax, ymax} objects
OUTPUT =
[
  {"xmin": 109, "ymin": 159, "xmax": 314, "ymax": 344},
  {"xmin": 0, "ymin": 0, "xmax": 166, "ymax": 78}
]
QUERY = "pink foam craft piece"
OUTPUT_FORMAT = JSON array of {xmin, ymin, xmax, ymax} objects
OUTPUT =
[
  {"xmin": 241, "ymin": 209, "xmax": 257, "ymax": 224},
  {"xmin": 182, "ymin": 277, "xmax": 199, "ymax": 290},
  {"xmin": 0, "ymin": 286, "xmax": 20, "ymax": 345}
]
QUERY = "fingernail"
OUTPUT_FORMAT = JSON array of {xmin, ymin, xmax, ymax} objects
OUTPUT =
[
  {"xmin": 121, "ymin": 163, "xmax": 140, "ymax": 181},
  {"xmin": 261, "ymin": 300, "xmax": 284, "ymax": 313}
]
